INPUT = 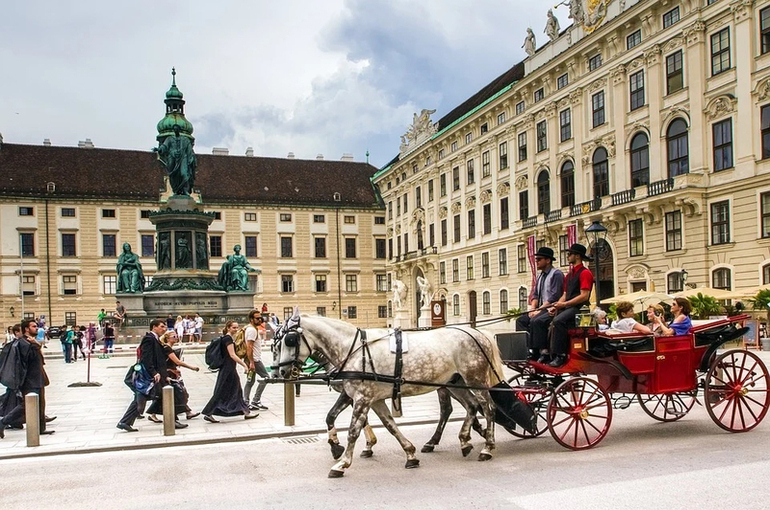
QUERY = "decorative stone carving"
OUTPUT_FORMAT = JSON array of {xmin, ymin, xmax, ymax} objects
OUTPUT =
[
  {"xmin": 643, "ymin": 44, "xmax": 662, "ymax": 66},
  {"xmin": 451, "ymin": 202, "xmax": 462, "ymax": 214},
  {"xmin": 515, "ymin": 175, "xmax": 528, "ymax": 190},
  {"xmin": 663, "ymin": 36, "xmax": 684, "ymax": 54},
  {"xmin": 569, "ymin": 87, "xmax": 583, "ymax": 105},
  {"xmin": 754, "ymin": 78, "xmax": 770, "ymax": 101},
  {"xmin": 465, "ymin": 196, "xmax": 476, "ymax": 209},
  {"xmin": 438, "ymin": 206, "xmax": 448, "ymax": 219},
  {"xmin": 627, "ymin": 57, "xmax": 645, "ymax": 71},
  {"xmin": 557, "ymin": 97, "xmax": 571, "ymax": 110},
  {"xmin": 626, "ymin": 265, "xmax": 648, "ymax": 280},
  {"xmin": 704, "ymin": 95, "xmax": 737, "ymax": 121},
  {"xmin": 661, "ymin": 106, "xmax": 691, "ymax": 136},
  {"xmin": 496, "ymin": 182, "xmax": 510, "ymax": 195},
  {"xmin": 411, "ymin": 207, "xmax": 426, "ymax": 225},
  {"xmin": 625, "ymin": 120, "xmax": 650, "ymax": 140},
  {"xmin": 581, "ymin": 135, "xmax": 616, "ymax": 165},
  {"xmin": 523, "ymin": 27, "xmax": 536, "ymax": 57},
  {"xmin": 387, "ymin": 227, "xmax": 394, "ymax": 236},
  {"xmin": 480, "ymin": 190, "xmax": 492, "ymax": 204},
  {"xmin": 523, "ymin": 114, "xmax": 536, "ymax": 129},
  {"xmin": 545, "ymin": 9, "xmax": 561, "ymax": 42},
  {"xmin": 610, "ymin": 65, "xmax": 627, "ymax": 85},
  {"xmin": 556, "ymin": 0, "xmax": 611, "ymax": 34},
  {"xmin": 395, "ymin": 223, "xmax": 402, "ymax": 235},
  {"xmin": 732, "ymin": 0, "xmax": 755, "ymax": 23},
  {"xmin": 545, "ymin": 102, "xmax": 558, "ymax": 118},
  {"xmin": 400, "ymin": 109, "xmax": 439, "ymax": 156}
]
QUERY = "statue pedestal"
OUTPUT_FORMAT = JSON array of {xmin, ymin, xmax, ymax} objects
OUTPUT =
[
  {"xmin": 392, "ymin": 309, "xmax": 409, "ymax": 329},
  {"xmin": 418, "ymin": 305, "xmax": 432, "ymax": 328}
]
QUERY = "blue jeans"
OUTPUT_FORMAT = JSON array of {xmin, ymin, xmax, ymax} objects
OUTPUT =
[
  {"xmin": 62, "ymin": 341, "xmax": 71, "ymax": 363},
  {"xmin": 105, "ymin": 339, "xmax": 114, "ymax": 353}
]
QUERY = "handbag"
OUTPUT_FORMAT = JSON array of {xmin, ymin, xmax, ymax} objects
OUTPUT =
[{"xmin": 130, "ymin": 363, "xmax": 156, "ymax": 397}]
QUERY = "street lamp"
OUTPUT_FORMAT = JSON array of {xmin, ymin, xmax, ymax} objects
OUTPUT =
[
  {"xmin": 680, "ymin": 269, "xmax": 688, "ymax": 290},
  {"xmin": 585, "ymin": 220, "xmax": 608, "ymax": 305}
]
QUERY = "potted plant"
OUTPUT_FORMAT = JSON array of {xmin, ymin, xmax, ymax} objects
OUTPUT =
[{"xmin": 748, "ymin": 289, "xmax": 770, "ymax": 350}]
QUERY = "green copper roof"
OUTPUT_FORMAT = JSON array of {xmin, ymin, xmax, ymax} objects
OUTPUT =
[
  {"xmin": 156, "ymin": 114, "xmax": 194, "ymax": 138},
  {"xmin": 157, "ymin": 68, "xmax": 194, "ymax": 140},
  {"xmin": 165, "ymin": 67, "xmax": 184, "ymax": 99}
]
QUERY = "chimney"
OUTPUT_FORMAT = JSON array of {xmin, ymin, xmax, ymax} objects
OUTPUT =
[
  {"xmin": 287, "ymin": 152, "xmax": 295, "ymax": 159},
  {"xmin": 212, "ymin": 147, "xmax": 229, "ymax": 156},
  {"xmin": 245, "ymin": 147, "xmax": 254, "ymax": 157},
  {"xmin": 341, "ymin": 153, "xmax": 354, "ymax": 161},
  {"xmin": 43, "ymin": 139, "xmax": 51, "ymax": 147},
  {"xmin": 78, "ymin": 138, "xmax": 94, "ymax": 148},
  {"xmin": 316, "ymin": 154, "xmax": 324, "ymax": 160}
]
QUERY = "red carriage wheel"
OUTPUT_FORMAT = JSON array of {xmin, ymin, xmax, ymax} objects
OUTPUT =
[
  {"xmin": 506, "ymin": 374, "xmax": 549, "ymax": 438},
  {"xmin": 547, "ymin": 377, "xmax": 612, "ymax": 450},
  {"xmin": 637, "ymin": 390, "xmax": 697, "ymax": 422},
  {"xmin": 704, "ymin": 350, "xmax": 770, "ymax": 432}
]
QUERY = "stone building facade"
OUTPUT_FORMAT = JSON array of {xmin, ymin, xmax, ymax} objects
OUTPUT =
[{"xmin": 374, "ymin": 0, "xmax": 770, "ymax": 331}]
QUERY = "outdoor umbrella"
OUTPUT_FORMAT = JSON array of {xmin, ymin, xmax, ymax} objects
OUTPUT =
[{"xmin": 675, "ymin": 287, "xmax": 735, "ymax": 300}]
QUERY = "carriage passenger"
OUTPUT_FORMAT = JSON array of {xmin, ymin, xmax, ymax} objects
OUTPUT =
[
  {"xmin": 646, "ymin": 304, "xmax": 667, "ymax": 336},
  {"xmin": 609, "ymin": 302, "xmax": 653, "ymax": 335},
  {"xmin": 656, "ymin": 298, "xmax": 692, "ymax": 336}
]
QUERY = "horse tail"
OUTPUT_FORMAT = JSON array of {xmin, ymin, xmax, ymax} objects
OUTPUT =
[{"xmin": 476, "ymin": 328, "xmax": 505, "ymax": 387}]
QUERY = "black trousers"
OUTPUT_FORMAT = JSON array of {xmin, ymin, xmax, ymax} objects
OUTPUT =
[
  {"xmin": 550, "ymin": 307, "xmax": 581, "ymax": 355},
  {"xmin": 1, "ymin": 387, "xmax": 45, "ymax": 431},
  {"xmin": 517, "ymin": 310, "xmax": 554, "ymax": 352},
  {"xmin": 119, "ymin": 391, "xmax": 152, "ymax": 426}
]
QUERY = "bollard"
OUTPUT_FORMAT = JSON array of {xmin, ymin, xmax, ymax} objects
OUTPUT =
[
  {"xmin": 25, "ymin": 393, "xmax": 40, "ymax": 447},
  {"xmin": 284, "ymin": 381, "xmax": 295, "ymax": 427},
  {"xmin": 162, "ymin": 385, "xmax": 175, "ymax": 436}
]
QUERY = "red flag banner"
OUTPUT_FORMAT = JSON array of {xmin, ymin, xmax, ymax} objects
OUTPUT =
[{"xmin": 567, "ymin": 223, "xmax": 577, "ymax": 247}]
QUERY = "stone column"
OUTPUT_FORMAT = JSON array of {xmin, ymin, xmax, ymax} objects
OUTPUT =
[
  {"xmin": 610, "ymin": 64, "xmax": 628, "ymax": 191},
  {"xmin": 684, "ymin": 21, "xmax": 707, "ymax": 173},
  {"xmin": 644, "ymin": 44, "xmax": 664, "ymax": 182},
  {"xmin": 732, "ymin": 0, "xmax": 757, "ymax": 169}
]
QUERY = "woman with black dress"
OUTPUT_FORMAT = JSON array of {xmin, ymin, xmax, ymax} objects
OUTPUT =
[
  {"xmin": 202, "ymin": 321, "xmax": 258, "ymax": 423},
  {"xmin": 147, "ymin": 331, "xmax": 201, "ymax": 424}
]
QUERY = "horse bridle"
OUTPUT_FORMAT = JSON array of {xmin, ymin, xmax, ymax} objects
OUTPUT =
[{"xmin": 270, "ymin": 317, "xmax": 312, "ymax": 379}]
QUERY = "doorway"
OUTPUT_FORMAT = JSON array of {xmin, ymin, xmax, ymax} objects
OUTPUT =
[{"xmin": 468, "ymin": 291, "xmax": 477, "ymax": 328}]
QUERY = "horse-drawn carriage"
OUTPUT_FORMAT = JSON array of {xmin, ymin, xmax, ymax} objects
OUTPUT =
[{"xmin": 500, "ymin": 313, "xmax": 770, "ymax": 450}]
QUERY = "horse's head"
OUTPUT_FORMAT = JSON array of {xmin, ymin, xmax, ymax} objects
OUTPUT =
[{"xmin": 272, "ymin": 307, "xmax": 312, "ymax": 379}]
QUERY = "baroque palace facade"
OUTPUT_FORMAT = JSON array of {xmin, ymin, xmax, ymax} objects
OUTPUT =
[
  {"xmin": 0, "ymin": 81, "xmax": 387, "ymax": 329},
  {"xmin": 375, "ymin": 0, "xmax": 770, "ymax": 331}
]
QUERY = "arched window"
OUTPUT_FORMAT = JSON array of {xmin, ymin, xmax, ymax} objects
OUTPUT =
[
  {"xmin": 499, "ymin": 289, "xmax": 509, "ymax": 314},
  {"xmin": 593, "ymin": 147, "xmax": 609, "ymax": 199},
  {"xmin": 560, "ymin": 160, "xmax": 575, "ymax": 208},
  {"xmin": 387, "ymin": 300, "xmax": 393, "ymax": 318},
  {"xmin": 667, "ymin": 272, "xmax": 684, "ymax": 293},
  {"xmin": 452, "ymin": 294, "xmax": 460, "ymax": 316},
  {"xmin": 630, "ymin": 133, "xmax": 650, "ymax": 187},
  {"xmin": 518, "ymin": 287, "xmax": 528, "ymax": 310},
  {"xmin": 764, "ymin": 264, "xmax": 770, "ymax": 285},
  {"xmin": 667, "ymin": 118, "xmax": 689, "ymax": 177},
  {"xmin": 537, "ymin": 170, "xmax": 550, "ymax": 215},
  {"xmin": 482, "ymin": 291, "xmax": 491, "ymax": 315},
  {"xmin": 713, "ymin": 268, "xmax": 732, "ymax": 290}
]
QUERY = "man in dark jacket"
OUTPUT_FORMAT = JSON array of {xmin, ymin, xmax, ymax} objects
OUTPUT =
[
  {"xmin": 117, "ymin": 319, "xmax": 168, "ymax": 432},
  {"xmin": 0, "ymin": 319, "xmax": 51, "ymax": 438}
]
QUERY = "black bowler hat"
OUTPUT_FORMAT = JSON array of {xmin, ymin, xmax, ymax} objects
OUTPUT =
[
  {"xmin": 567, "ymin": 243, "xmax": 593, "ymax": 261},
  {"xmin": 534, "ymin": 247, "xmax": 556, "ymax": 261}
]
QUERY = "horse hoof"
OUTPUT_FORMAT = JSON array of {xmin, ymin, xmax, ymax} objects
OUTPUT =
[
  {"xmin": 478, "ymin": 452, "xmax": 493, "ymax": 462},
  {"xmin": 330, "ymin": 444, "xmax": 345, "ymax": 460},
  {"xmin": 405, "ymin": 458, "xmax": 420, "ymax": 469},
  {"xmin": 461, "ymin": 445, "xmax": 473, "ymax": 457},
  {"xmin": 421, "ymin": 444, "xmax": 435, "ymax": 453},
  {"xmin": 328, "ymin": 469, "xmax": 344, "ymax": 478},
  {"xmin": 360, "ymin": 450, "xmax": 373, "ymax": 458}
]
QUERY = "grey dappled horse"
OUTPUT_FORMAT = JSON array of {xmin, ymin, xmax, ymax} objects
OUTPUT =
[{"xmin": 276, "ymin": 310, "xmax": 504, "ymax": 478}]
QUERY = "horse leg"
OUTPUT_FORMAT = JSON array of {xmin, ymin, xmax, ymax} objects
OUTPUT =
[
  {"xmin": 329, "ymin": 399, "xmax": 370, "ymax": 478},
  {"xmin": 326, "ymin": 391, "xmax": 352, "ymax": 460},
  {"xmin": 422, "ymin": 387, "xmax": 453, "ymax": 453},
  {"xmin": 361, "ymin": 422, "xmax": 377, "ymax": 458},
  {"xmin": 370, "ymin": 400, "xmax": 419, "ymax": 469},
  {"xmin": 448, "ymin": 386, "xmax": 487, "ymax": 439},
  {"xmin": 471, "ymin": 389, "xmax": 496, "ymax": 462}
]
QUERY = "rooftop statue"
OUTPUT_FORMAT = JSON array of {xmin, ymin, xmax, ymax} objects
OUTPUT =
[
  {"xmin": 116, "ymin": 243, "xmax": 145, "ymax": 293},
  {"xmin": 154, "ymin": 124, "xmax": 197, "ymax": 196},
  {"xmin": 523, "ymin": 28, "xmax": 536, "ymax": 57},
  {"xmin": 545, "ymin": 9, "xmax": 561, "ymax": 42}
]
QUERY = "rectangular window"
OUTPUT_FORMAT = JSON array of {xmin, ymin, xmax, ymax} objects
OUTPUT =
[
  {"xmin": 345, "ymin": 238, "xmax": 356, "ymax": 258},
  {"xmin": 403, "ymin": 233, "xmax": 409, "ymax": 254},
  {"xmin": 213, "ymin": 212, "xmax": 222, "ymax": 220},
  {"xmin": 452, "ymin": 259, "xmax": 459, "ymax": 282},
  {"xmin": 425, "ymin": 181, "xmax": 434, "ymax": 203},
  {"xmin": 141, "ymin": 234, "xmax": 154, "ymax": 257},
  {"xmin": 375, "ymin": 238, "xmax": 386, "ymax": 259},
  {"xmin": 762, "ymin": 7, "xmax": 770, "ymax": 54},
  {"xmin": 61, "ymin": 208, "xmax": 75, "ymax": 217},
  {"xmin": 283, "ymin": 307, "xmax": 293, "ymax": 321},
  {"xmin": 480, "ymin": 123, "xmax": 488, "ymax": 135},
  {"xmin": 627, "ymin": 29, "xmax": 642, "ymax": 49},
  {"xmin": 65, "ymin": 312, "xmax": 77, "ymax": 326},
  {"xmin": 536, "ymin": 120, "xmax": 547, "ymax": 152},
  {"xmin": 244, "ymin": 212, "xmax": 257, "ymax": 222},
  {"xmin": 629, "ymin": 70, "xmax": 645, "ymax": 111},
  {"xmin": 467, "ymin": 210, "xmax": 476, "ymax": 240},
  {"xmin": 281, "ymin": 236, "xmax": 293, "ymax": 258},
  {"xmin": 397, "ymin": 198, "xmax": 401, "ymax": 217},
  {"xmin": 629, "ymin": 219, "xmax": 644, "ymax": 257},
  {"xmin": 466, "ymin": 159, "xmax": 475, "ymax": 185},
  {"xmin": 280, "ymin": 213, "xmax": 292, "ymax": 222},
  {"xmin": 519, "ymin": 190, "xmax": 529, "ymax": 220},
  {"xmin": 346, "ymin": 306, "xmax": 357, "ymax": 319},
  {"xmin": 378, "ymin": 305, "xmax": 387, "ymax": 319},
  {"xmin": 665, "ymin": 211, "xmax": 683, "ymax": 251},
  {"xmin": 103, "ymin": 275, "xmax": 116, "ymax": 295},
  {"xmin": 589, "ymin": 53, "xmax": 602, "ymax": 71},
  {"xmin": 534, "ymin": 88, "xmax": 544, "ymax": 103},
  {"xmin": 516, "ymin": 101, "xmax": 525, "ymax": 115},
  {"xmin": 713, "ymin": 119, "xmax": 733, "ymax": 171},
  {"xmin": 666, "ymin": 51, "xmax": 684, "ymax": 94},
  {"xmin": 19, "ymin": 206, "xmax": 34, "ymax": 216},
  {"xmin": 518, "ymin": 132, "xmax": 528, "ymax": 162},
  {"xmin": 245, "ymin": 235, "xmax": 258, "ymax": 257},
  {"xmin": 663, "ymin": 7, "xmax": 680, "ymax": 29},
  {"xmin": 482, "ymin": 252, "xmax": 490, "ymax": 278},
  {"xmin": 453, "ymin": 295, "xmax": 460, "ymax": 316},
  {"xmin": 466, "ymin": 255, "xmax": 475, "ymax": 280},
  {"xmin": 668, "ymin": 272, "xmax": 684, "ymax": 294},
  {"xmin": 403, "ymin": 194, "xmax": 408, "ymax": 213},
  {"xmin": 482, "ymin": 292, "xmax": 491, "ymax": 315},
  {"xmin": 452, "ymin": 167, "xmax": 460, "ymax": 191},
  {"xmin": 499, "ymin": 248, "xmax": 508, "ymax": 276},
  {"xmin": 559, "ymin": 109, "xmax": 571, "ymax": 142},
  {"xmin": 210, "ymin": 235, "xmax": 222, "ymax": 258},
  {"xmin": 344, "ymin": 215, "xmax": 356, "ymax": 224},
  {"xmin": 497, "ymin": 111, "xmax": 506, "ymax": 124},
  {"xmin": 345, "ymin": 274, "xmax": 358, "ymax": 292},
  {"xmin": 465, "ymin": 132, "xmax": 472, "ymax": 144},
  {"xmin": 314, "ymin": 214, "xmax": 325, "ymax": 223},
  {"xmin": 559, "ymin": 235, "xmax": 569, "ymax": 267},
  {"xmin": 102, "ymin": 209, "xmax": 116, "ymax": 218},
  {"xmin": 20, "ymin": 233, "xmax": 34, "ymax": 257},
  {"xmin": 317, "ymin": 307, "xmax": 327, "ymax": 317},
  {"xmin": 762, "ymin": 192, "xmax": 770, "ymax": 238},
  {"xmin": 499, "ymin": 141, "xmax": 508, "ymax": 170},
  {"xmin": 63, "ymin": 275, "xmax": 77, "ymax": 295},
  {"xmin": 388, "ymin": 202, "xmax": 393, "ymax": 220},
  {"xmin": 140, "ymin": 210, "xmax": 151, "ymax": 219},
  {"xmin": 376, "ymin": 274, "xmax": 388, "ymax": 292},
  {"xmin": 451, "ymin": 140, "xmax": 458, "ymax": 152},
  {"xmin": 763, "ymin": 106, "xmax": 770, "ymax": 159},
  {"xmin": 557, "ymin": 73, "xmax": 569, "ymax": 89},
  {"xmin": 314, "ymin": 237, "xmax": 326, "ymax": 258},
  {"xmin": 61, "ymin": 233, "xmax": 76, "ymax": 257},
  {"xmin": 440, "ymin": 173, "xmax": 447, "ymax": 196},
  {"xmin": 439, "ymin": 261, "xmax": 446, "ymax": 284},
  {"xmin": 711, "ymin": 28, "xmax": 731, "ymax": 76},
  {"xmin": 281, "ymin": 275, "xmax": 294, "ymax": 293},
  {"xmin": 374, "ymin": 216, "xmax": 385, "ymax": 224},
  {"xmin": 517, "ymin": 245, "xmax": 527, "ymax": 273},
  {"xmin": 711, "ymin": 201, "xmax": 730, "ymax": 245},
  {"xmin": 441, "ymin": 219, "xmax": 448, "ymax": 246},
  {"xmin": 482, "ymin": 151, "xmax": 490, "ymax": 178},
  {"xmin": 453, "ymin": 214, "xmax": 461, "ymax": 243},
  {"xmin": 315, "ymin": 274, "xmax": 327, "ymax": 293},
  {"xmin": 429, "ymin": 224, "xmax": 435, "ymax": 246},
  {"xmin": 592, "ymin": 91, "xmax": 605, "ymax": 128},
  {"xmin": 500, "ymin": 197, "xmax": 509, "ymax": 230},
  {"xmin": 483, "ymin": 204, "xmax": 492, "ymax": 235}
]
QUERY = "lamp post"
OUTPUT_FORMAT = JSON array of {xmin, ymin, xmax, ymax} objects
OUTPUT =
[
  {"xmin": 585, "ymin": 220, "xmax": 608, "ymax": 306},
  {"xmin": 680, "ymin": 269, "xmax": 688, "ymax": 290}
]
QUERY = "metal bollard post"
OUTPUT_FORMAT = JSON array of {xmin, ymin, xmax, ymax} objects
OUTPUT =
[
  {"xmin": 162, "ymin": 385, "xmax": 175, "ymax": 436},
  {"xmin": 25, "ymin": 393, "xmax": 40, "ymax": 447},
  {"xmin": 284, "ymin": 381, "xmax": 295, "ymax": 427}
]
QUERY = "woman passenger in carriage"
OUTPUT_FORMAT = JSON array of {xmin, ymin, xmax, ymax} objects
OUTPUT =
[
  {"xmin": 656, "ymin": 297, "xmax": 693, "ymax": 336},
  {"xmin": 646, "ymin": 304, "xmax": 667, "ymax": 336},
  {"xmin": 609, "ymin": 302, "xmax": 653, "ymax": 335}
]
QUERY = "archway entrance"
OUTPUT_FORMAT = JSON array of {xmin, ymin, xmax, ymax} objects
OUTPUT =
[
  {"xmin": 468, "ymin": 290, "xmax": 477, "ymax": 328},
  {"xmin": 592, "ymin": 239, "xmax": 615, "ymax": 301}
]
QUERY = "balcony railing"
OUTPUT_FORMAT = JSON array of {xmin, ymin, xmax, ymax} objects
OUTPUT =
[
  {"xmin": 522, "ymin": 216, "xmax": 538, "ymax": 229},
  {"xmin": 647, "ymin": 178, "xmax": 674, "ymax": 197},
  {"xmin": 570, "ymin": 197, "xmax": 602, "ymax": 217},
  {"xmin": 611, "ymin": 189, "xmax": 636, "ymax": 206},
  {"xmin": 393, "ymin": 246, "xmax": 438, "ymax": 263},
  {"xmin": 544, "ymin": 209, "xmax": 562, "ymax": 223}
]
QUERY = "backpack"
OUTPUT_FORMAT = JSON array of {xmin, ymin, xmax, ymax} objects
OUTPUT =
[
  {"xmin": 0, "ymin": 339, "xmax": 24, "ymax": 390},
  {"xmin": 233, "ymin": 327, "xmax": 249, "ymax": 360},
  {"xmin": 205, "ymin": 336, "xmax": 226, "ymax": 370}
]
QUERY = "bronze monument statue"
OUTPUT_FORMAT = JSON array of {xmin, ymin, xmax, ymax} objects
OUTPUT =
[
  {"xmin": 155, "ymin": 124, "xmax": 197, "ymax": 196},
  {"xmin": 116, "ymin": 243, "xmax": 145, "ymax": 293},
  {"xmin": 217, "ymin": 245, "xmax": 257, "ymax": 291}
]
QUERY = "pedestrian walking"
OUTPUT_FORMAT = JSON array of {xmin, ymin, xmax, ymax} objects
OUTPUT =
[
  {"xmin": 36, "ymin": 320, "xmax": 47, "ymax": 349},
  {"xmin": 202, "ymin": 321, "xmax": 258, "ymax": 423},
  {"xmin": 174, "ymin": 315, "xmax": 185, "ymax": 343},
  {"xmin": 61, "ymin": 326, "xmax": 73, "ymax": 363},
  {"xmin": 103, "ymin": 322, "xmax": 115, "ymax": 353},
  {"xmin": 146, "ymin": 331, "xmax": 200, "ymax": 424},
  {"xmin": 243, "ymin": 310, "xmax": 269, "ymax": 411},
  {"xmin": 194, "ymin": 313, "xmax": 204, "ymax": 343},
  {"xmin": 86, "ymin": 322, "xmax": 97, "ymax": 351},
  {"xmin": 73, "ymin": 326, "xmax": 86, "ymax": 361}
]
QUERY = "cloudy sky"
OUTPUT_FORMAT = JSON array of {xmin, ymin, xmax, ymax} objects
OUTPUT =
[{"xmin": 0, "ymin": 1, "xmax": 558, "ymax": 168}]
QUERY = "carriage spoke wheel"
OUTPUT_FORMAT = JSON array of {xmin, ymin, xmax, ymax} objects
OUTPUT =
[
  {"xmin": 547, "ymin": 377, "xmax": 612, "ymax": 450},
  {"xmin": 637, "ymin": 390, "xmax": 697, "ymax": 422},
  {"xmin": 705, "ymin": 350, "xmax": 770, "ymax": 433},
  {"xmin": 506, "ymin": 375, "xmax": 549, "ymax": 438}
]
